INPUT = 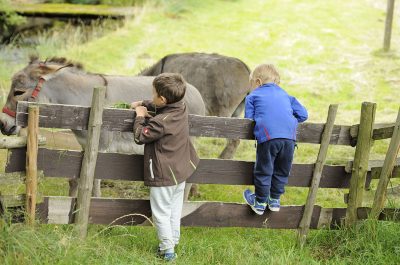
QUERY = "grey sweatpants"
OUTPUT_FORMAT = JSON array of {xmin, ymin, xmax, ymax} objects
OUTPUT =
[{"xmin": 150, "ymin": 181, "xmax": 185, "ymax": 253}]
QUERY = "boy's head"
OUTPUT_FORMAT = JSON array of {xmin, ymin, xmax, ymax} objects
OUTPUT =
[
  {"xmin": 152, "ymin": 73, "xmax": 187, "ymax": 106},
  {"xmin": 249, "ymin": 64, "xmax": 280, "ymax": 89}
]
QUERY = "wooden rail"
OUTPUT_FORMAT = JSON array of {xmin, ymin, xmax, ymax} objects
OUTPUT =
[
  {"xmin": 17, "ymin": 102, "xmax": 353, "ymax": 145},
  {"xmin": 6, "ymin": 147, "xmax": 377, "ymax": 189},
  {"xmin": 31, "ymin": 196, "xmax": 400, "ymax": 229},
  {"xmin": 1, "ymin": 101, "xmax": 399, "ymax": 239}
]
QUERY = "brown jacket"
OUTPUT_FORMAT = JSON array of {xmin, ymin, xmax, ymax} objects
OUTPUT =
[{"xmin": 133, "ymin": 100, "xmax": 199, "ymax": 187}]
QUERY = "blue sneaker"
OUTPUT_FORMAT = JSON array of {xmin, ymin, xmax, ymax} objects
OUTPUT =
[
  {"xmin": 157, "ymin": 248, "xmax": 177, "ymax": 261},
  {"xmin": 243, "ymin": 189, "xmax": 266, "ymax": 215},
  {"xmin": 163, "ymin": 252, "xmax": 177, "ymax": 262},
  {"xmin": 268, "ymin": 197, "xmax": 280, "ymax": 212}
]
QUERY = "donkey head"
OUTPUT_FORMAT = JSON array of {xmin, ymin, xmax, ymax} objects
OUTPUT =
[{"xmin": 0, "ymin": 56, "xmax": 79, "ymax": 135}]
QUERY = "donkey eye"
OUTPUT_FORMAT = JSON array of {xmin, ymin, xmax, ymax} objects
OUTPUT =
[{"xmin": 13, "ymin": 90, "xmax": 25, "ymax": 97}]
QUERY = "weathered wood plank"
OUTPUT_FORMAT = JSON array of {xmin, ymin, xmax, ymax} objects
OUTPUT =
[
  {"xmin": 6, "ymin": 147, "xmax": 356, "ymax": 188},
  {"xmin": 346, "ymin": 102, "xmax": 376, "ymax": 225},
  {"xmin": 25, "ymin": 105, "xmax": 39, "ymax": 226},
  {"xmin": 371, "ymin": 165, "xmax": 400, "ymax": 179},
  {"xmin": 345, "ymin": 157, "xmax": 400, "ymax": 173},
  {"xmin": 0, "ymin": 135, "xmax": 46, "ymax": 149},
  {"xmin": 351, "ymin": 123, "xmax": 396, "ymax": 142},
  {"xmin": 16, "ymin": 101, "xmax": 353, "ymax": 145},
  {"xmin": 371, "ymin": 108, "xmax": 400, "ymax": 219},
  {"xmin": 34, "ymin": 196, "xmax": 340, "ymax": 229},
  {"xmin": 32, "ymin": 197, "xmax": 399, "ymax": 228},
  {"xmin": 74, "ymin": 86, "xmax": 106, "ymax": 238},
  {"xmin": 298, "ymin": 104, "xmax": 338, "ymax": 246},
  {"xmin": 47, "ymin": 196, "xmax": 74, "ymax": 224},
  {"xmin": 373, "ymin": 123, "xmax": 396, "ymax": 140}
]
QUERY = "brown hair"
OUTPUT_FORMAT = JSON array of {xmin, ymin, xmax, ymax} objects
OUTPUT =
[
  {"xmin": 153, "ymin": 73, "xmax": 186, "ymax": 104},
  {"xmin": 250, "ymin": 64, "xmax": 280, "ymax": 85}
]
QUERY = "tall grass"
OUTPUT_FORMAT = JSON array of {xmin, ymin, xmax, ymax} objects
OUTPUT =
[{"xmin": 1, "ymin": 216, "xmax": 400, "ymax": 264}]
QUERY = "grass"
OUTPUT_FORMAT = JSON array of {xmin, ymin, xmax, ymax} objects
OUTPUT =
[
  {"xmin": 1, "ymin": 0, "xmax": 400, "ymax": 264},
  {"xmin": 1, "ymin": 218, "xmax": 400, "ymax": 264}
]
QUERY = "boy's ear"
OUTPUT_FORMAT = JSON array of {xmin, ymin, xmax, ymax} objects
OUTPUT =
[{"xmin": 161, "ymin": 96, "xmax": 167, "ymax": 104}]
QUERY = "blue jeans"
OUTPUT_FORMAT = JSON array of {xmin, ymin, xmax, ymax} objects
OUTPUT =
[{"xmin": 254, "ymin": 139, "xmax": 295, "ymax": 203}]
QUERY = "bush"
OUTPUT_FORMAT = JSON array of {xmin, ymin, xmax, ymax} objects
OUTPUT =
[{"xmin": 0, "ymin": 0, "xmax": 26, "ymax": 41}]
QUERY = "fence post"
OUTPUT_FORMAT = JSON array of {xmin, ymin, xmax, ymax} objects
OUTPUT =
[
  {"xmin": 25, "ymin": 105, "xmax": 39, "ymax": 226},
  {"xmin": 74, "ymin": 86, "xmax": 106, "ymax": 239},
  {"xmin": 383, "ymin": 0, "xmax": 395, "ymax": 52},
  {"xmin": 370, "ymin": 107, "xmax": 400, "ymax": 219},
  {"xmin": 345, "ymin": 102, "xmax": 376, "ymax": 225},
  {"xmin": 297, "ymin": 104, "xmax": 338, "ymax": 247}
]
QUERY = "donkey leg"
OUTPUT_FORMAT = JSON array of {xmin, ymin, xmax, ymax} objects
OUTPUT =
[
  {"xmin": 184, "ymin": 183, "xmax": 192, "ymax": 201},
  {"xmin": 183, "ymin": 183, "xmax": 201, "ymax": 201},
  {"xmin": 218, "ymin": 99, "xmax": 245, "ymax": 159},
  {"xmin": 68, "ymin": 178, "xmax": 78, "ymax": 197},
  {"xmin": 68, "ymin": 179, "xmax": 101, "ymax": 197},
  {"xmin": 219, "ymin": 139, "xmax": 240, "ymax": 159},
  {"xmin": 186, "ymin": 136, "xmax": 201, "ymax": 200}
]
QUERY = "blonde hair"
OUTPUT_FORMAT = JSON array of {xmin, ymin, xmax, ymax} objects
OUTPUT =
[{"xmin": 250, "ymin": 64, "xmax": 280, "ymax": 85}]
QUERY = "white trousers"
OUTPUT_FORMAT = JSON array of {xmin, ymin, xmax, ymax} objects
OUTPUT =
[{"xmin": 150, "ymin": 181, "xmax": 185, "ymax": 253}]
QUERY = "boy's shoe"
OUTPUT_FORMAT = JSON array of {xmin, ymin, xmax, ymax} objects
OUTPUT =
[
  {"xmin": 268, "ymin": 197, "xmax": 280, "ymax": 212},
  {"xmin": 157, "ymin": 248, "xmax": 178, "ymax": 261},
  {"xmin": 163, "ymin": 252, "xmax": 177, "ymax": 262},
  {"xmin": 243, "ymin": 189, "xmax": 267, "ymax": 215},
  {"xmin": 157, "ymin": 245, "xmax": 178, "ymax": 256}
]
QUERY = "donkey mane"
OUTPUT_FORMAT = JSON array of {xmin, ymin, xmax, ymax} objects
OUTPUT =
[{"xmin": 29, "ymin": 55, "xmax": 84, "ymax": 70}]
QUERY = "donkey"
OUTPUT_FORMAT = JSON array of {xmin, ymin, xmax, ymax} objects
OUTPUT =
[
  {"xmin": 0, "ymin": 56, "xmax": 205, "ymax": 198},
  {"xmin": 140, "ymin": 52, "xmax": 251, "ymax": 159}
]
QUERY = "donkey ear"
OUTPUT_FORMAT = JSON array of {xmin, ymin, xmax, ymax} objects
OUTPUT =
[
  {"xmin": 29, "ymin": 55, "xmax": 39, "ymax": 64},
  {"xmin": 29, "ymin": 64, "xmax": 61, "ymax": 80}
]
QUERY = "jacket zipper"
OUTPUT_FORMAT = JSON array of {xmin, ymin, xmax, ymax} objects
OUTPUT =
[{"xmin": 149, "ymin": 158, "xmax": 155, "ymax": 179}]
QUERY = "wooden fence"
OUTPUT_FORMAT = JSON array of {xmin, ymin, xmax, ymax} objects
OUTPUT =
[{"xmin": 1, "ymin": 99, "xmax": 399, "ymax": 243}]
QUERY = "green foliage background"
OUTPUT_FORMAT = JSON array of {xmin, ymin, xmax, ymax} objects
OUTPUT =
[{"xmin": 1, "ymin": 0, "xmax": 400, "ymax": 264}]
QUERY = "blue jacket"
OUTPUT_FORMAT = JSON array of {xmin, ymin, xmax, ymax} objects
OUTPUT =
[{"xmin": 245, "ymin": 83, "xmax": 308, "ymax": 143}]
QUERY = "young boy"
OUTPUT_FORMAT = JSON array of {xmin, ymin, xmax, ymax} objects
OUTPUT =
[
  {"xmin": 243, "ymin": 64, "xmax": 308, "ymax": 215},
  {"xmin": 131, "ymin": 73, "xmax": 199, "ymax": 261}
]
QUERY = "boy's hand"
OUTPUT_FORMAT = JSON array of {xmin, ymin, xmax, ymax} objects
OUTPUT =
[
  {"xmin": 130, "ymin": 101, "xmax": 143, "ymax": 109},
  {"xmin": 135, "ymin": 106, "xmax": 150, "ymax": 117}
]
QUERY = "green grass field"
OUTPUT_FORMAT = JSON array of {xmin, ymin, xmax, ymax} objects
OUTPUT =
[{"xmin": 1, "ymin": 0, "xmax": 400, "ymax": 264}]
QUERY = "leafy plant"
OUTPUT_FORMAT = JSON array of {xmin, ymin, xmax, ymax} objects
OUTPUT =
[
  {"xmin": 112, "ymin": 102, "xmax": 131, "ymax": 109},
  {"xmin": 0, "ymin": 0, "xmax": 26, "ymax": 41}
]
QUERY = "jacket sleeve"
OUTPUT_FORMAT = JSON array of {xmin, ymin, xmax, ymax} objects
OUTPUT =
[
  {"xmin": 290, "ymin": 96, "xmax": 308, "ymax": 123},
  {"xmin": 244, "ymin": 95, "xmax": 254, "ymax": 119},
  {"xmin": 142, "ymin": 100, "xmax": 156, "ymax": 112},
  {"xmin": 133, "ymin": 116, "xmax": 165, "ymax": 144}
]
